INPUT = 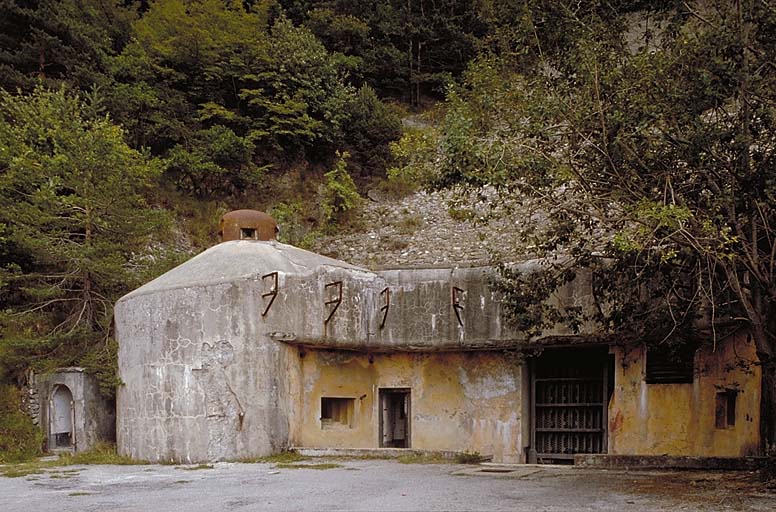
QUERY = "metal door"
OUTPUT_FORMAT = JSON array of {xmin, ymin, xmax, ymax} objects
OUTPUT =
[
  {"xmin": 379, "ymin": 389, "xmax": 410, "ymax": 448},
  {"xmin": 530, "ymin": 348, "xmax": 608, "ymax": 463}
]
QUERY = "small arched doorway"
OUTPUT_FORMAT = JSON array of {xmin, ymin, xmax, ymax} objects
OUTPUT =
[{"xmin": 50, "ymin": 385, "xmax": 75, "ymax": 449}]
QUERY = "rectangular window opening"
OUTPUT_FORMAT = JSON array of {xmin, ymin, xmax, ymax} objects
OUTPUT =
[
  {"xmin": 715, "ymin": 390, "xmax": 737, "ymax": 429},
  {"xmin": 321, "ymin": 397, "xmax": 354, "ymax": 428},
  {"xmin": 240, "ymin": 228, "xmax": 257, "ymax": 240}
]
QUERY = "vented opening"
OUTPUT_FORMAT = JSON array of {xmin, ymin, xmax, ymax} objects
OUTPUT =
[
  {"xmin": 321, "ymin": 397, "xmax": 354, "ymax": 428},
  {"xmin": 645, "ymin": 344, "xmax": 696, "ymax": 384}
]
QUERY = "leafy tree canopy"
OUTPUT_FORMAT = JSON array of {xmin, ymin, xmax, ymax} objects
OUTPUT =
[
  {"xmin": 428, "ymin": 1, "xmax": 776, "ymax": 448},
  {"xmin": 0, "ymin": 0, "xmax": 137, "ymax": 91}
]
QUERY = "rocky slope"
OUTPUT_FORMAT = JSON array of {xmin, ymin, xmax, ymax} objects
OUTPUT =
[{"xmin": 309, "ymin": 189, "xmax": 524, "ymax": 269}]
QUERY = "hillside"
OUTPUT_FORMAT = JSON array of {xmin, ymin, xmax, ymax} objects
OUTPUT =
[{"xmin": 310, "ymin": 189, "xmax": 523, "ymax": 269}]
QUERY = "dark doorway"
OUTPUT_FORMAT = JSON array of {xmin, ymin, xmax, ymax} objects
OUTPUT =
[
  {"xmin": 529, "ymin": 347, "xmax": 609, "ymax": 464},
  {"xmin": 379, "ymin": 389, "xmax": 410, "ymax": 448}
]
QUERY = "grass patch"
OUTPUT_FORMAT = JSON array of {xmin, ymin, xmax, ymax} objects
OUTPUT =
[
  {"xmin": 454, "ymin": 452, "xmax": 484, "ymax": 464},
  {"xmin": 395, "ymin": 214, "xmax": 424, "ymax": 235},
  {"xmin": 238, "ymin": 451, "xmax": 309, "ymax": 464},
  {"xmin": 58, "ymin": 442, "xmax": 146, "ymax": 465},
  {"xmin": 448, "ymin": 206, "xmax": 474, "ymax": 222},
  {"xmin": 178, "ymin": 464, "xmax": 213, "ymax": 471},
  {"xmin": 381, "ymin": 236, "xmax": 409, "ymax": 251},
  {"xmin": 1, "ymin": 442, "xmax": 146, "ymax": 478},
  {"xmin": 397, "ymin": 453, "xmax": 449, "ymax": 464},
  {"xmin": 1, "ymin": 467, "xmax": 45, "ymax": 478},
  {"xmin": 275, "ymin": 463, "xmax": 341, "ymax": 470}
]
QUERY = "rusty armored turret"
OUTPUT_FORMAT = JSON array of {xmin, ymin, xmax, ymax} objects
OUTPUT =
[{"xmin": 218, "ymin": 210, "xmax": 278, "ymax": 242}]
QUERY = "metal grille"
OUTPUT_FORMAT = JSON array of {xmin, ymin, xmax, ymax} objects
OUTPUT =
[{"xmin": 532, "ymin": 349, "xmax": 608, "ymax": 463}]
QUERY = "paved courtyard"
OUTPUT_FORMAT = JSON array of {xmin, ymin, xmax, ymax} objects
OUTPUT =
[{"xmin": 1, "ymin": 459, "xmax": 774, "ymax": 511}]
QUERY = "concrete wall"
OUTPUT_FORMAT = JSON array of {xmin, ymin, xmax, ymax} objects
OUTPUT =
[
  {"xmin": 291, "ymin": 350, "xmax": 529, "ymax": 463},
  {"xmin": 374, "ymin": 266, "xmax": 597, "ymax": 349},
  {"xmin": 116, "ymin": 281, "xmax": 298, "ymax": 463},
  {"xmin": 273, "ymin": 265, "xmax": 598, "ymax": 352},
  {"xmin": 115, "ymin": 242, "xmax": 383, "ymax": 463},
  {"xmin": 37, "ymin": 369, "xmax": 115, "ymax": 452},
  {"xmin": 608, "ymin": 334, "xmax": 761, "ymax": 456}
]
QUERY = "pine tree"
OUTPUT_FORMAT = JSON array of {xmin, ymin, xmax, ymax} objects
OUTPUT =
[{"xmin": 0, "ymin": 87, "xmax": 167, "ymax": 387}]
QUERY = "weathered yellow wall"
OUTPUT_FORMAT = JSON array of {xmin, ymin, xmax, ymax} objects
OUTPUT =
[
  {"xmin": 609, "ymin": 334, "xmax": 761, "ymax": 456},
  {"xmin": 290, "ymin": 350, "xmax": 527, "ymax": 462}
]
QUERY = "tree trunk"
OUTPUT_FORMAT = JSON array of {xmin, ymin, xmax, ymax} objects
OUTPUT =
[
  {"xmin": 416, "ymin": 41, "xmax": 422, "ymax": 108},
  {"xmin": 762, "ymin": 357, "xmax": 776, "ymax": 455},
  {"xmin": 38, "ymin": 47, "xmax": 46, "ymax": 80}
]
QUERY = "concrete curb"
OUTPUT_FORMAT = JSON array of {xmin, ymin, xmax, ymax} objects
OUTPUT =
[
  {"xmin": 291, "ymin": 447, "xmax": 490, "ymax": 461},
  {"xmin": 574, "ymin": 454, "xmax": 770, "ymax": 470}
]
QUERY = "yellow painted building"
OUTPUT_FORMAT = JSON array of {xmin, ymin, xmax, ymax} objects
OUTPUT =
[
  {"xmin": 609, "ymin": 334, "xmax": 761, "ymax": 457},
  {"xmin": 289, "ymin": 335, "xmax": 761, "ymax": 463},
  {"xmin": 290, "ymin": 351, "xmax": 529, "ymax": 462}
]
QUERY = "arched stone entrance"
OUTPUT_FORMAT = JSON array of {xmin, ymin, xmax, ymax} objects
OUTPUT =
[{"xmin": 50, "ymin": 384, "xmax": 74, "ymax": 449}]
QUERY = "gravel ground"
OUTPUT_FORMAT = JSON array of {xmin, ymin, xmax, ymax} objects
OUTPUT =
[{"xmin": 2, "ymin": 459, "xmax": 774, "ymax": 512}]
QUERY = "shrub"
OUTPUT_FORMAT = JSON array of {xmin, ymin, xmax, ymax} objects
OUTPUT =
[
  {"xmin": 341, "ymin": 85, "xmax": 402, "ymax": 178},
  {"xmin": 269, "ymin": 201, "xmax": 313, "ymax": 247},
  {"xmin": 317, "ymin": 152, "xmax": 363, "ymax": 232},
  {"xmin": 0, "ymin": 385, "xmax": 43, "ymax": 463},
  {"xmin": 385, "ymin": 126, "xmax": 440, "ymax": 196},
  {"xmin": 454, "ymin": 451, "xmax": 483, "ymax": 464}
]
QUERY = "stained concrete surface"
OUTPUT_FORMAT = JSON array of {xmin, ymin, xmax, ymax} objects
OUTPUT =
[{"xmin": 2, "ymin": 460, "xmax": 774, "ymax": 512}]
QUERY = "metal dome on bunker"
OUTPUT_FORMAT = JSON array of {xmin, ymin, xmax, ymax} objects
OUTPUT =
[{"xmin": 218, "ymin": 209, "xmax": 278, "ymax": 242}]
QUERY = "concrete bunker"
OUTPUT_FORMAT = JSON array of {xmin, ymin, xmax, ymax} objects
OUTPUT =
[{"xmin": 114, "ymin": 210, "xmax": 764, "ymax": 463}]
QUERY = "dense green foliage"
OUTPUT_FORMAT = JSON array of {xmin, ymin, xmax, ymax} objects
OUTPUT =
[
  {"xmin": 109, "ymin": 0, "xmax": 402, "ymax": 189},
  {"xmin": 0, "ymin": 0, "xmax": 408, "ymax": 398},
  {"xmin": 0, "ymin": 87, "xmax": 167, "ymax": 391},
  {"xmin": 0, "ymin": 385, "xmax": 43, "ymax": 462},
  {"xmin": 0, "ymin": 0, "xmax": 135, "ymax": 91},
  {"xmin": 426, "ymin": 1, "xmax": 776, "ymax": 450},
  {"xmin": 282, "ymin": 0, "xmax": 486, "ymax": 104}
]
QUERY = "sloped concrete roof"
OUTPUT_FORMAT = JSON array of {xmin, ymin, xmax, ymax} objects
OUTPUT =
[{"xmin": 119, "ymin": 240, "xmax": 368, "ymax": 301}]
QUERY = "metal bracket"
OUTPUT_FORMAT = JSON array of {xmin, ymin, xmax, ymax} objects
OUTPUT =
[
  {"xmin": 261, "ymin": 272, "xmax": 278, "ymax": 317},
  {"xmin": 324, "ymin": 281, "xmax": 343, "ymax": 329},
  {"xmin": 379, "ymin": 287, "xmax": 390, "ymax": 330},
  {"xmin": 451, "ymin": 286, "xmax": 465, "ymax": 327}
]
